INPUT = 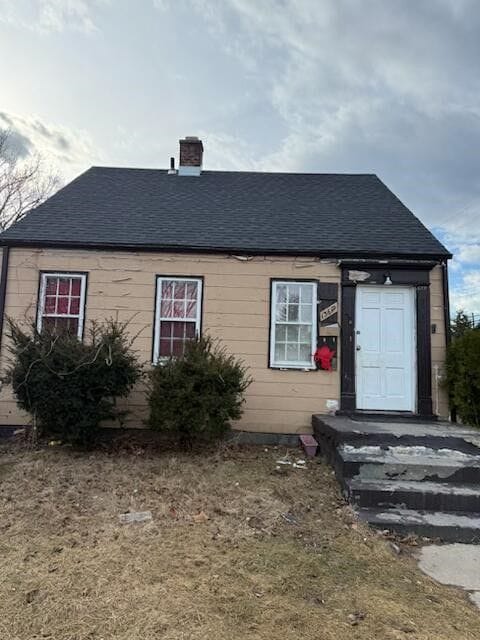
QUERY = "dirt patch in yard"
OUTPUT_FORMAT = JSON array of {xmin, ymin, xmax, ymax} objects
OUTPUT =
[{"xmin": 0, "ymin": 440, "xmax": 478, "ymax": 640}]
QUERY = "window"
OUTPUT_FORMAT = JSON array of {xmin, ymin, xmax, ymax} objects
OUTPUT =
[
  {"xmin": 153, "ymin": 277, "xmax": 203, "ymax": 362},
  {"xmin": 270, "ymin": 280, "xmax": 317, "ymax": 369},
  {"xmin": 37, "ymin": 272, "xmax": 87, "ymax": 339}
]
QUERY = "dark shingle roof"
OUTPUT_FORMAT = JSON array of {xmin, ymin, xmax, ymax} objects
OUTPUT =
[{"xmin": 0, "ymin": 168, "xmax": 450, "ymax": 258}]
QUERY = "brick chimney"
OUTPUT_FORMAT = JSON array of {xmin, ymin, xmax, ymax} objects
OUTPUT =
[{"xmin": 178, "ymin": 136, "xmax": 203, "ymax": 176}]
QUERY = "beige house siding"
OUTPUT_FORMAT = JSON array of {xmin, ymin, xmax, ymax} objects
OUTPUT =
[
  {"xmin": 0, "ymin": 248, "xmax": 450, "ymax": 432},
  {"xmin": 430, "ymin": 265, "xmax": 450, "ymax": 419},
  {"xmin": 0, "ymin": 248, "xmax": 341, "ymax": 434}
]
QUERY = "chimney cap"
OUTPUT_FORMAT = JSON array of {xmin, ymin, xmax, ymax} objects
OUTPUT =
[{"xmin": 180, "ymin": 136, "xmax": 203, "ymax": 149}]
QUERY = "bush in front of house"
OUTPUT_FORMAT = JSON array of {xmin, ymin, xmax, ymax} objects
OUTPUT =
[
  {"xmin": 445, "ymin": 322, "xmax": 480, "ymax": 427},
  {"xmin": 146, "ymin": 335, "xmax": 251, "ymax": 447},
  {"xmin": 6, "ymin": 319, "xmax": 143, "ymax": 446}
]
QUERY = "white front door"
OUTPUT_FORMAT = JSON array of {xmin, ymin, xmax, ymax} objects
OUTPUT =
[{"xmin": 355, "ymin": 286, "xmax": 415, "ymax": 411}]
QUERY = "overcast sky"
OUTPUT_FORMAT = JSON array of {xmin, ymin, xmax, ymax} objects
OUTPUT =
[{"xmin": 1, "ymin": 0, "xmax": 479, "ymax": 315}]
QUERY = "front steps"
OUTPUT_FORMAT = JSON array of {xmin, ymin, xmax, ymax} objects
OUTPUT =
[
  {"xmin": 313, "ymin": 415, "xmax": 480, "ymax": 542},
  {"xmin": 339, "ymin": 444, "xmax": 480, "ymax": 484}
]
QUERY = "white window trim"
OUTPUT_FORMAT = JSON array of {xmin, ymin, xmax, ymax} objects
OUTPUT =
[
  {"xmin": 37, "ymin": 272, "xmax": 87, "ymax": 340},
  {"xmin": 269, "ymin": 280, "xmax": 317, "ymax": 370},
  {"xmin": 153, "ymin": 276, "xmax": 203, "ymax": 363}
]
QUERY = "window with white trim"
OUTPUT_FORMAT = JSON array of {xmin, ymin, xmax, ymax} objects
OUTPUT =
[
  {"xmin": 153, "ymin": 277, "xmax": 202, "ymax": 362},
  {"xmin": 37, "ymin": 272, "xmax": 87, "ymax": 339},
  {"xmin": 270, "ymin": 280, "xmax": 317, "ymax": 369}
]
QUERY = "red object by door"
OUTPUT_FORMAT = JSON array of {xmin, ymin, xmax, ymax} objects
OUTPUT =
[{"xmin": 313, "ymin": 344, "xmax": 336, "ymax": 371}]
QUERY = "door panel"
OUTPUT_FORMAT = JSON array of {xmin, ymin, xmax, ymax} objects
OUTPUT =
[{"xmin": 356, "ymin": 286, "xmax": 415, "ymax": 411}]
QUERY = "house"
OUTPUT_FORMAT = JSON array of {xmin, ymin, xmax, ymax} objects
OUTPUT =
[{"xmin": 0, "ymin": 136, "xmax": 452, "ymax": 438}]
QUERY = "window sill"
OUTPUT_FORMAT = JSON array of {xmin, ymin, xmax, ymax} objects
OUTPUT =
[{"xmin": 270, "ymin": 365, "xmax": 317, "ymax": 371}]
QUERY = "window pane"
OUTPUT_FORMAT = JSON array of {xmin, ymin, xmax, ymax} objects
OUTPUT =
[
  {"xmin": 185, "ymin": 299, "xmax": 197, "ymax": 319},
  {"xmin": 161, "ymin": 300, "xmax": 173, "ymax": 318},
  {"xmin": 172, "ymin": 340, "xmax": 184, "ymax": 357},
  {"xmin": 274, "ymin": 343, "xmax": 285, "ymax": 362},
  {"xmin": 301, "ymin": 285, "xmax": 313, "ymax": 303},
  {"xmin": 58, "ymin": 278, "xmax": 70, "ymax": 296},
  {"xmin": 288, "ymin": 285, "xmax": 300, "ymax": 304},
  {"xmin": 287, "ymin": 304, "xmax": 299, "ymax": 321},
  {"xmin": 276, "ymin": 304, "xmax": 287, "ymax": 321},
  {"xmin": 71, "ymin": 278, "xmax": 81, "ymax": 296},
  {"xmin": 299, "ymin": 325, "xmax": 311, "ymax": 342},
  {"xmin": 185, "ymin": 323, "xmax": 196, "ymax": 338},
  {"xmin": 42, "ymin": 317, "xmax": 56, "ymax": 331},
  {"xmin": 299, "ymin": 344, "xmax": 312, "ymax": 363},
  {"xmin": 44, "ymin": 296, "xmax": 56, "ymax": 313},
  {"xmin": 159, "ymin": 338, "xmax": 171, "ymax": 357},
  {"xmin": 69, "ymin": 297, "xmax": 80, "ymax": 315},
  {"xmin": 45, "ymin": 277, "xmax": 57, "ymax": 295},
  {"xmin": 287, "ymin": 325, "xmax": 299, "ymax": 342},
  {"xmin": 286, "ymin": 343, "xmax": 299, "ymax": 361},
  {"xmin": 276, "ymin": 285, "xmax": 287, "ymax": 304},
  {"xmin": 186, "ymin": 282, "xmax": 198, "ymax": 300},
  {"xmin": 57, "ymin": 297, "xmax": 69, "ymax": 314},
  {"xmin": 276, "ymin": 325, "xmax": 287, "ymax": 341},
  {"xmin": 173, "ymin": 301, "xmax": 185, "ymax": 318},
  {"xmin": 55, "ymin": 318, "xmax": 69, "ymax": 332},
  {"xmin": 172, "ymin": 321, "xmax": 185, "ymax": 338},
  {"xmin": 162, "ymin": 281, "xmax": 174, "ymax": 298},
  {"xmin": 67, "ymin": 318, "xmax": 79, "ymax": 335},
  {"xmin": 300, "ymin": 304, "xmax": 312, "ymax": 322},
  {"xmin": 174, "ymin": 282, "xmax": 186, "ymax": 298},
  {"xmin": 160, "ymin": 322, "xmax": 173, "ymax": 337}
]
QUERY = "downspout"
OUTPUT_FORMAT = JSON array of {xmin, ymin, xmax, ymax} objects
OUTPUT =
[
  {"xmin": 442, "ymin": 258, "xmax": 455, "ymax": 421},
  {"xmin": 442, "ymin": 258, "xmax": 451, "ymax": 347},
  {"xmin": 0, "ymin": 246, "xmax": 10, "ymax": 351}
]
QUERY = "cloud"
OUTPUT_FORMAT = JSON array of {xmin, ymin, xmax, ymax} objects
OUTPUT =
[
  {"xmin": 155, "ymin": 0, "xmax": 480, "ymax": 313},
  {"xmin": 153, "ymin": 2, "xmax": 480, "ymax": 222},
  {"xmin": 451, "ymin": 271, "xmax": 480, "ymax": 317},
  {"xmin": 0, "ymin": 0, "xmax": 107, "ymax": 34},
  {"xmin": 0, "ymin": 111, "xmax": 101, "ymax": 180},
  {"xmin": 457, "ymin": 245, "xmax": 480, "ymax": 264}
]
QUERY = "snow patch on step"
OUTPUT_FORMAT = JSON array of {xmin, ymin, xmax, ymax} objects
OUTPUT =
[
  {"xmin": 341, "ymin": 444, "xmax": 479, "ymax": 461},
  {"xmin": 348, "ymin": 479, "xmax": 480, "ymax": 496},
  {"xmin": 370, "ymin": 508, "xmax": 480, "ymax": 528}
]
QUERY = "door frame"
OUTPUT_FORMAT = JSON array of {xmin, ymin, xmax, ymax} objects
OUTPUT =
[
  {"xmin": 339, "ymin": 262, "xmax": 434, "ymax": 417},
  {"xmin": 355, "ymin": 284, "xmax": 416, "ymax": 412}
]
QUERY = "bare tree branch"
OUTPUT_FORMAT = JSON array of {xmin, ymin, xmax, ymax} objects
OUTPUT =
[{"xmin": 0, "ymin": 129, "xmax": 61, "ymax": 231}]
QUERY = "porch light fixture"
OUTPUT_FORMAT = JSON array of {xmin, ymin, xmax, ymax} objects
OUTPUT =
[{"xmin": 383, "ymin": 272, "xmax": 393, "ymax": 285}]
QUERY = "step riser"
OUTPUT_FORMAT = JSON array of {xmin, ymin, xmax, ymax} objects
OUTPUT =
[
  {"xmin": 365, "ymin": 519, "xmax": 480, "ymax": 544},
  {"xmin": 340, "ymin": 435, "xmax": 480, "ymax": 455},
  {"xmin": 313, "ymin": 417, "xmax": 480, "ymax": 456},
  {"xmin": 348, "ymin": 488, "xmax": 480, "ymax": 514},
  {"xmin": 340, "ymin": 460, "xmax": 480, "ymax": 484}
]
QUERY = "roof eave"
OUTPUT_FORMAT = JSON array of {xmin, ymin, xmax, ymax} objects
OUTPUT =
[{"xmin": 0, "ymin": 238, "xmax": 453, "ymax": 261}]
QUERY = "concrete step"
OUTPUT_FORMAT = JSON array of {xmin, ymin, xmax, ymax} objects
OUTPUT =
[
  {"xmin": 312, "ymin": 415, "xmax": 480, "ymax": 455},
  {"xmin": 346, "ymin": 478, "xmax": 480, "ymax": 513},
  {"xmin": 357, "ymin": 506, "xmax": 480, "ymax": 543},
  {"xmin": 338, "ymin": 444, "xmax": 480, "ymax": 484}
]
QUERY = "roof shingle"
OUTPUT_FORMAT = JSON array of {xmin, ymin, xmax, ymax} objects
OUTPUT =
[{"xmin": 0, "ymin": 168, "xmax": 450, "ymax": 258}]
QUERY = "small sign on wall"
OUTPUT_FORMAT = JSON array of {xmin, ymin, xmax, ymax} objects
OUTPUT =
[
  {"xmin": 318, "ymin": 282, "xmax": 339, "ymax": 327},
  {"xmin": 320, "ymin": 302, "xmax": 338, "ymax": 323}
]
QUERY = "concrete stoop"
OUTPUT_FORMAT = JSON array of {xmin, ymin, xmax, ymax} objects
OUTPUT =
[{"xmin": 312, "ymin": 414, "xmax": 480, "ymax": 542}]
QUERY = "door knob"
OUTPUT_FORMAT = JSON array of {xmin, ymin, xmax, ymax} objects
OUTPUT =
[{"xmin": 356, "ymin": 345, "xmax": 361, "ymax": 351}]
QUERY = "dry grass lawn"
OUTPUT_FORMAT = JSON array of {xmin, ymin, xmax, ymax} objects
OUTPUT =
[{"xmin": 0, "ymin": 438, "xmax": 479, "ymax": 640}]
